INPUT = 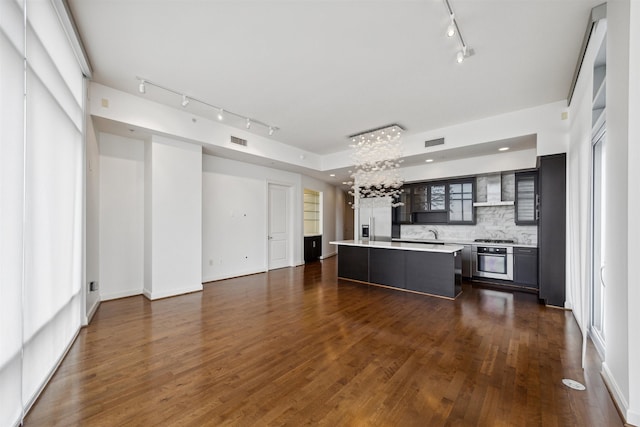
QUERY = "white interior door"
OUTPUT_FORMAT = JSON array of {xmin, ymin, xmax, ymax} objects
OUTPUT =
[{"xmin": 268, "ymin": 184, "xmax": 290, "ymax": 270}]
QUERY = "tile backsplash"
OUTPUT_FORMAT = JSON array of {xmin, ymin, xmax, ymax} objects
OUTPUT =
[{"xmin": 400, "ymin": 172, "xmax": 538, "ymax": 245}]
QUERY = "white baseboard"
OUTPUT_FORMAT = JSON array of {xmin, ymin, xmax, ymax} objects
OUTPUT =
[
  {"xmin": 144, "ymin": 283, "xmax": 203, "ymax": 300},
  {"xmin": 86, "ymin": 298, "xmax": 100, "ymax": 324},
  {"xmin": 320, "ymin": 251, "xmax": 337, "ymax": 260},
  {"xmin": 601, "ymin": 362, "xmax": 632, "ymax": 424},
  {"xmin": 101, "ymin": 288, "xmax": 143, "ymax": 301},
  {"xmin": 202, "ymin": 268, "xmax": 267, "ymax": 284}
]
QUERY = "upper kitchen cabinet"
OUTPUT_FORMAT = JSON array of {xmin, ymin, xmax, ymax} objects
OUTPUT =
[
  {"xmin": 392, "ymin": 186, "xmax": 413, "ymax": 224},
  {"xmin": 448, "ymin": 179, "xmax": 475, "ymax": 224},
  {"xmin": 412, "ymin": 182, "xmax": 448, "ymax": 224},
  {"xmin": 515, "ymin": 171, "xmax": 538, "ymax": 225},
  {"xmin": 403, "ymin": 177, "xmax": 475, "ymax": 225},
  {"xmin": 537, "ymin": 154, "xmax": 566, "ymax": 307}
]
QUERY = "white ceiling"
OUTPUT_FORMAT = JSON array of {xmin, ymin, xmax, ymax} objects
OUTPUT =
[{"xmin": 69, "ymin": 0, "xmax": 597, "ymax": 158}]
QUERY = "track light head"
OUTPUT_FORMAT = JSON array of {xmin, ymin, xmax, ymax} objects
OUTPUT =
[
  {"xmin": 217, "ymin": 109, "xmax": 224, "ymax": 121},
  {"xmin": 456, "ymin": 46, "xmax": 470, "ymax": 64},
  {"xmin": 447, "ymin": 14, "xmax": 455, "ymax": 37},
  {"xmin": 181, "ymin": 95, "xmax": 189, "ymax": 107},
  {"xmin": 138, "ymin": 80, "xmax": 146, "ymax": 94},
  {"xmin": 246, "ymin": 118, "xmax": 251, "ymax": 129},
  {"xmin": 447, "ymin": 25, "xmax": 455, "ymax": 37},
  {"xmin": 268, "ymin": 127, "xmax": 274, "ymax": 136}
]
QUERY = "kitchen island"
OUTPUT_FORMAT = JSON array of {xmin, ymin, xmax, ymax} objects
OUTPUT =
[{"xmin": 330, "ymin": 240, "xmax": 464, "ymax": 299}]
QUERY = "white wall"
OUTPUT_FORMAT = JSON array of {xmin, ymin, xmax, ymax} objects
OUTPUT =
[
  {"xmin": 99, "ymin": 133, "xmax": 145, "ymax": 300},
  {"xmin": 89, "ymin": 82, "xmax": 322, "ymax": 172},
  {"xmin": 607, "ymin": 1, "xmax": 640, "ymax": 424},
  {"xmin": 144, "ymin": 136, "xmax": 202, "ymax": 300},
  {"xmin": 85, "ymin": 115, "xmax": 100, "ymax": 318},
  {"xmin": 401, "ymin": 148, "xmax": 538, "ymax": 183},
  {"xmin": 202, "ymin": 154, "xmax": 305, "ymax": 282},
  {"xmin": 322, "ymin": 101, "xmax": 569, "ymax": 172}
]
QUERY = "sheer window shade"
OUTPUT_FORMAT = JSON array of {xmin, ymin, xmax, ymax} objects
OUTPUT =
[
  {"xmin": 1, "ymin": 0, "xmax": 85, "ymax": 425},
  {"xmin": 0, "ymin": 0, "xmax": 26, "ymax": 424}
]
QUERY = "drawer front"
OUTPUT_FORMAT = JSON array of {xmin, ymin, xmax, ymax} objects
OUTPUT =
[{"xmin": 514, "ymin": 247, "xmax": 538, "ymax": 255}]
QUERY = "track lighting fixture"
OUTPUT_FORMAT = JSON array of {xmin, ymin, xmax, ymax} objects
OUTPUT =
[
  {"xmin": 444, "ymin": 0, "xmax": 473, "ymax": 64},
  {"xmin": 446, "ymin": 14, "xmax": 455, "ymax": 37},
  {"xmin": 135, "ymin": 77, "xmax": 278, "ymax": 135}
]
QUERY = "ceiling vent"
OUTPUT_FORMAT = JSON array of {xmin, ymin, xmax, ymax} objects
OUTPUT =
[
  {"xmin": 425, "ymin": 138, "xmax": 445, "ymax": 148},
  {"xmin": 230, "ymin": 136, "xmax": 247, "ymax": 147}
]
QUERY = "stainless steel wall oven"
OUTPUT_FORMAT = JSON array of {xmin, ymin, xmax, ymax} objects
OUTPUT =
[{"xmin": 472, "ymin": 244, "xmax": 513, "ymax": 281}]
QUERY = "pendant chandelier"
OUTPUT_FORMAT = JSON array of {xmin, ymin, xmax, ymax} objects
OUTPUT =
[{"xmin": 347, "ymin": 124, "xmax": 404, "ymax": 208}]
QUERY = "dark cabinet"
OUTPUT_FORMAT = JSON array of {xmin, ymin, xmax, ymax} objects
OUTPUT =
[
  {"xmin": 515, "ymin": 171, "xmax": 538, "ymax": 225},
  {"xmin": 537, "ymin": 154, "xmax": 566, "ymax": 307},
  {"xmin": 304, "ymin": 235, "xmax": 322, "ymax": 263},
  {"xmin": 403, "ymin": 177, "xmax": 475, "ymax": 225},
  {"xmin": 392, "ymin": 186, "xmax": 413, "ymax": 224},
  {"xmin": 412, "ymin": 182, "xmax": 448, "ymax": 224},
  {"xmin": 448, "ymin": 179, "xmax": 475, "ymax": 224},
  {"xmin": 513, "ymin": 247, "xmax": 538, "ymax": 287}
]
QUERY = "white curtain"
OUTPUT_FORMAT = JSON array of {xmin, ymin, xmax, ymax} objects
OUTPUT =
[
  {"xmin": 0, "ymin": 0, "xmax": 26, "ymax": 424},
  {"xmin": 0, "ymin": 0, "xmax": 85, "ymax": 425}
]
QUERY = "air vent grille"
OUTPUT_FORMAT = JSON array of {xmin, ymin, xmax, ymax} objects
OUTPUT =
[
  {"xmin": 425, "ymin": 138, "xmax": 445, "ymax": 148},
  {"xmin": 230, "ymin": 136, "xmax": 247, "ymax": 146}
]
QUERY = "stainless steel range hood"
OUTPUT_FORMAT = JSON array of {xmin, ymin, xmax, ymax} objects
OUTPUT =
[{"xmin": 473, "ymin": 173, "xmax": 514, "ymax": 207}]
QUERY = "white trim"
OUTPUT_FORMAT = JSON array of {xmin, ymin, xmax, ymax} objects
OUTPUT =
[
  {"xmin": 601, "ymin": 362, "xmax": 631, "ymax": 424},
  {"xmin": 143, "ymin": 284, "xmax": 203, "ymax": 301},
  {"xmin": 101, "ymin": 288, "xmax": 143, "ymax": 301},
  {"xmin": 320, "ymin": 251, "xmax": 336, "ymax": 260},
  {"xmin": 86, "ymin": 299, "xmax": 100, "ymax": 324},
  {"xmin": 51, "ymin": 0, "xmax": 92, "ymax": 77},
  {"xmin": 202, "ymin": 268, "xmax": 268, "ymax": 284}
]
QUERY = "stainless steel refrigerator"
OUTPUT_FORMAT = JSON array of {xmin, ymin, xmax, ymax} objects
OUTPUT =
[{"xmin": 358, "ymin": 197, "xmax": 392, "ymax": 242}]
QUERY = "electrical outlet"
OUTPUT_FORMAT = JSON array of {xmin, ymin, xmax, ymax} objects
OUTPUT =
[{"xmin": 89, "ymin": 281, "xmax": 98, "ymax": 291}]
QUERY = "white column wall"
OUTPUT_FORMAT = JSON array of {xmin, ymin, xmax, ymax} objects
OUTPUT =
[
  {"xmin": 98, "ymin": 133, "xmax": 145, "ymax": 300},
  {"xmin": 145, "ymin": 135, "xmax": 202, "ymax": 300}
]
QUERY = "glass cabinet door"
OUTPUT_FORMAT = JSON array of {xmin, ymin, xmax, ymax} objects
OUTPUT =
[{"xmin": 448, "ymin": 181, "xmax": 474, "ymax": 223}]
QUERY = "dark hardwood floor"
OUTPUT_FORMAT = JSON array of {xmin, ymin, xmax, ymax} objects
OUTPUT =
[{"xmin": 25, "ymin": 257, "xmax": 623, "ymax": 426}]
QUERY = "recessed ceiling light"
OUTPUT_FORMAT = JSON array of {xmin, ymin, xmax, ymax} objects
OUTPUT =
[
  {"xmin": 425, "ymin": 159, "xmax": 434, "ymax": 163},
  {"xmin": 499, "ymin": 147, "xmax": 510, "ymax": 151},
  {"xmin": 329, "ymin": 174, "xmax": 335, "ymax": 177}
]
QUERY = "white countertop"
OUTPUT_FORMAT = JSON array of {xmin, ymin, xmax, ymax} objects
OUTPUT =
[
  {"xmin": 392, "ymin": 238, "xmax": 537, "ymax": 248},
  {"xmin": 330, "ymin": 240, "xmax": 464, "ymax": 254}
]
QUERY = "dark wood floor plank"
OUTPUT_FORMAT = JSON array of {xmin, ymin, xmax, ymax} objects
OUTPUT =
[{"xmin": 24, "ymin": 257, "xmax": 623, "ymax": 426}]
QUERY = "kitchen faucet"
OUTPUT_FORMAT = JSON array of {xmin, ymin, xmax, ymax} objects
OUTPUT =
[{"xmin": 428, "ymin": 229, "xmax": 438, "ymax": 240}]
